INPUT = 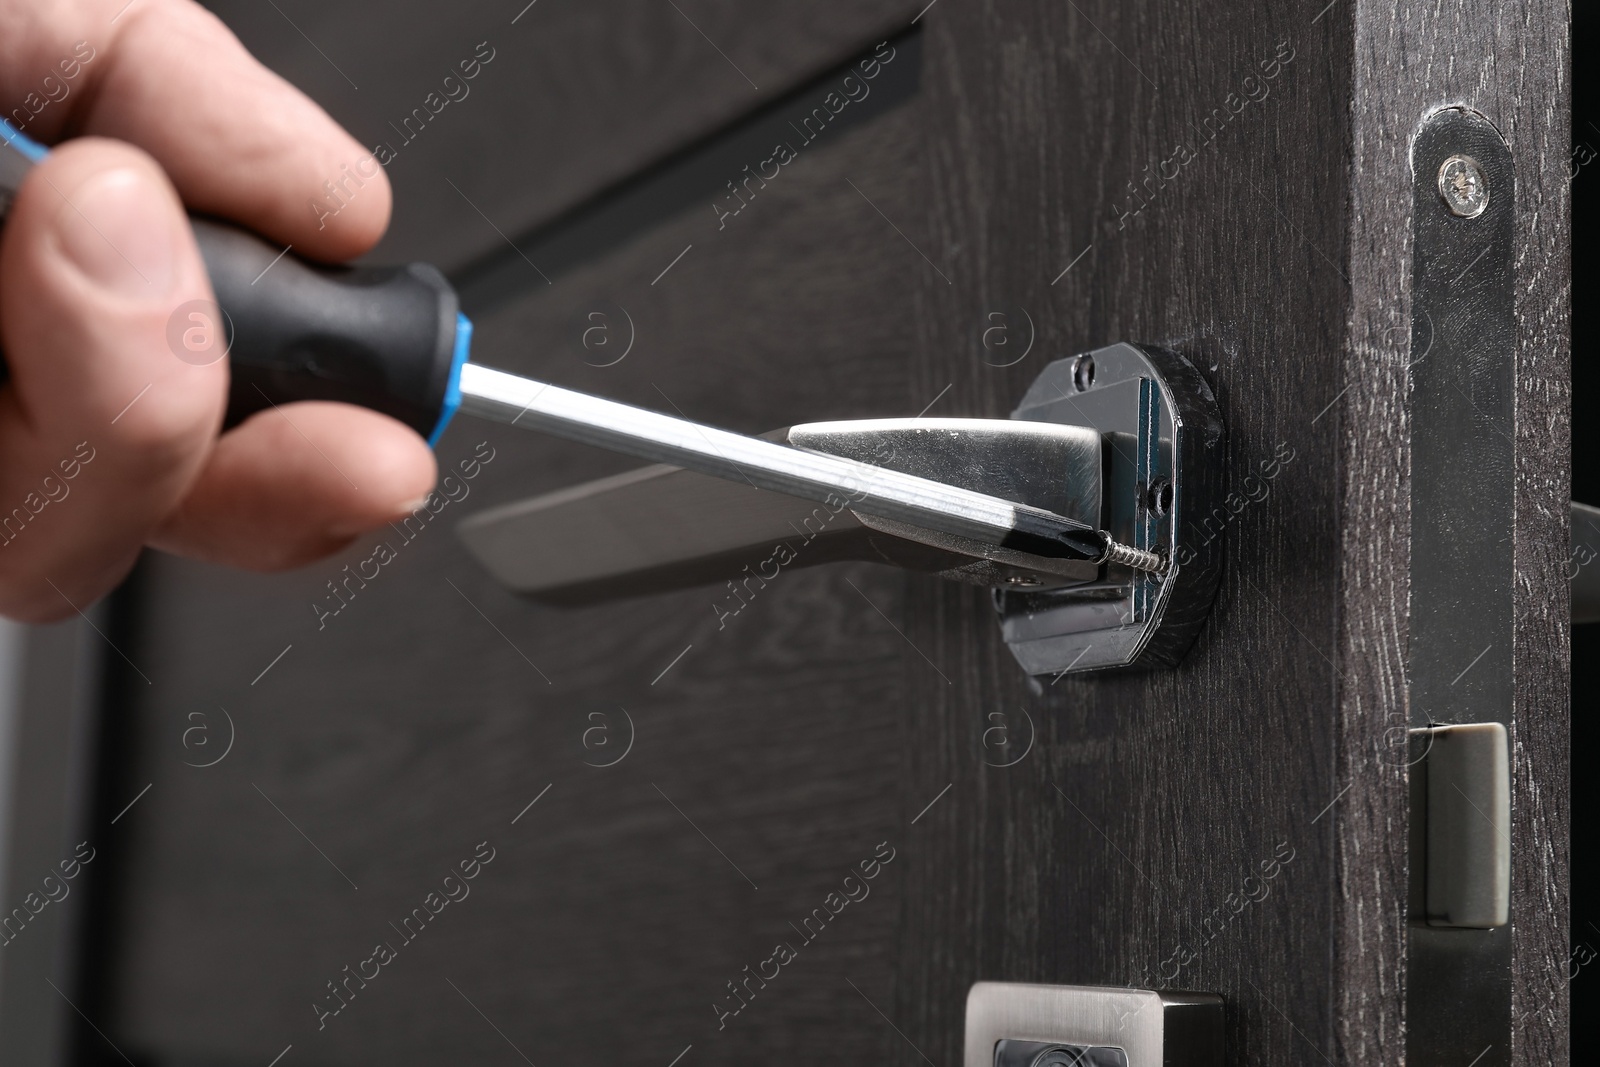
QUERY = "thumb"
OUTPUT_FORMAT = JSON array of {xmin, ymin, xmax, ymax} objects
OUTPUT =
[{"xmin": 0, "ymin": 137, "xmax": 224, "ymax": 622}]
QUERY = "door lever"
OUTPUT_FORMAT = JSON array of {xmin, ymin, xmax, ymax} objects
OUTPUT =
[
  {"xmin": 459, "ymin": 343, "xmax": 1225, "ymax": 677},
  {"xmin": 460, "ymin": 416, "xmax": 1112, "ymax": 597},
  {"xmin": 457, "ymin": 365, "xmax": 1158, "ymax": 573}
]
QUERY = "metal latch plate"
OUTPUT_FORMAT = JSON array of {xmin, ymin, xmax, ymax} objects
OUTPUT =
[{"xmin": 965, "ymin": 982, "xmax": 1223, "ymax": 1067}]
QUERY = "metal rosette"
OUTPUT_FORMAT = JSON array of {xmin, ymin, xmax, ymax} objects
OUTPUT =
[{"xmin": 995, "ymin": 343, "xmax": 1224, "ymax": 676}]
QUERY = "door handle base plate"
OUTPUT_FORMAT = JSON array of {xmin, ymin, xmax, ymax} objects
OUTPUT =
[{"xmin": 996, "ymin": 343, "xmax": 1224, "ymax": 678}]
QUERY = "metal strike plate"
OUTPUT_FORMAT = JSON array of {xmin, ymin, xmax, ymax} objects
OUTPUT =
[
  {"xmin": 1404, "ymin": 106, "xmax": 1516, "ymax": 1067},
  {"xmin": 457, "ymin": 343, "xmax": 1223, "ymax": 678},
  {"xmin": 965, "ymin": 982, "xmax": 1224, "ymax": 1067},
  {"xmin": 995, "ymin": 344, "xmax": 1223, "ymax": 676}
]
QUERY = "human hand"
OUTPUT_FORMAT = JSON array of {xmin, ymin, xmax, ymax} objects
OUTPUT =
[{"xmin": 0, "ymin": 0, "xmax": 437, "ymax": 622}]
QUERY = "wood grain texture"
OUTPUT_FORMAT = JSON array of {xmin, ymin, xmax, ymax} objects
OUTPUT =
[
  {"xmin": 894, "ymin": 4, "xmax": 1354, "ymax": 1064},
  {"xmin": 885, "ymin": 0, "xmax": 1568, "ymax": 1062},
  {"xmin": 203, "ymin": 0, "xmax": 919, "ymax": 270},
  {"xmin": 1344, "ymin": 0, "xmax": 1570, "ymax": 1062}
]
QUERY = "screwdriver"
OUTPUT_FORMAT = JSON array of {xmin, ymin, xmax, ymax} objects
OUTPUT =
[{"xmin": 1, "ymin": 121, "xmax": 1163, "ymax": 575}]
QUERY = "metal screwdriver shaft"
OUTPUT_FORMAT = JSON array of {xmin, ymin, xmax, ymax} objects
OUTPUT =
[
  {"xmin": 457, "ymin": 364, "xmax": 1165, "ymax": 574},
  {"xmin": 7, "ymin": 119, "xmax": 1172, "ymax": 575}
]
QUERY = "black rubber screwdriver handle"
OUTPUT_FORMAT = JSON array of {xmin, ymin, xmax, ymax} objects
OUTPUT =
[
  {"xmin": 2, "ymin": 122, "xmax": 467, "ymax": 443},
  {"xmin": 192, "ymin": 219, "xmax": 465, "ymax": 441}
]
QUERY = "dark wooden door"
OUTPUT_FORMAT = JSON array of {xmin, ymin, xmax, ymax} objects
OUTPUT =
[{"xmin": 0, "ymin": 1, "xmax": 1568, "ymax": 1064}]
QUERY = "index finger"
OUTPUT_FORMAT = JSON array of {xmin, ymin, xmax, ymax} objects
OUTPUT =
[{"xmin": 1, "ymin": 0, "xmax": 390, "ymax": 261}]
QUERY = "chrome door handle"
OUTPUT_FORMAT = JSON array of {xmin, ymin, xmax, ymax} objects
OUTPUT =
[
  {"xmin": 459, "ymin": 417, "xmax": 1107, "ymax": 594},
  {"xmin": 458, "ymin": 342, "xmax": 1224, "ymax": 677}
]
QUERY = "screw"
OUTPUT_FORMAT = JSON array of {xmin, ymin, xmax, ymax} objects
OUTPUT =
[
  {"xmin": 1072, "ymin": 353, "xmax": 1096, "ymax": 392},
  {"xmin": 1101, "ymin": 538, "xmax": 1166, "ymax": 575},
  {"xmin": 1438, "ymin": 155, "xmax": 1488, "ymax": 218},
  {"xmin": 1146, "ymin": 477, "xmax": 1174, "ymax": 516}
]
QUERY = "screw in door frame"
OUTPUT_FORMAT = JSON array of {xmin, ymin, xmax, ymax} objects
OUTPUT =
[{"xmin": 1437, "ymin": 154, "xmax": 1489, "ymax": 218}]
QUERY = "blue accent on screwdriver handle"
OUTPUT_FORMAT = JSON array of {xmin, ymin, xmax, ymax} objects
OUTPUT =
[
  {"xmin": 1, "ymin": 118, "xmax": 470, "ymax": 446},
  {"xmin": 0, "ymin": 120, "xmax": 48, "ymax": 164},
  {"xmin": 431, "ymin": 313, "xmax": 473, "ymax": 446}
]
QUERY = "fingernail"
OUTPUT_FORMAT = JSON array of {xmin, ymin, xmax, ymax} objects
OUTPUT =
[{"xmin": 55, "ymin": 168, "xmax": 178, "ymax": 299}]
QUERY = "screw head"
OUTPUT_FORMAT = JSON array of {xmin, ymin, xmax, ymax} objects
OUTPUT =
[{"xmin": 1438, "ymin": 154, "xmax": 1488, "ymax": 218}]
